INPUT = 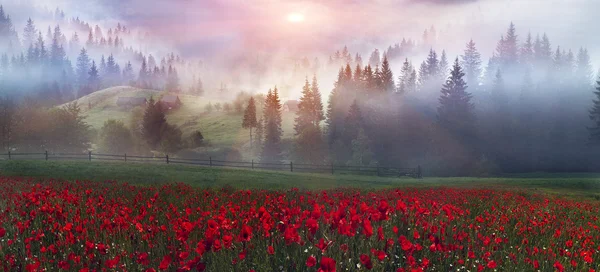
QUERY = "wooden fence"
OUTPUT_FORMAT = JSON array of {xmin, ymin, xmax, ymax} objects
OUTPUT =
[{"xmin": 0, "ymin": 151, "xmax": 422, "ymax": 178}]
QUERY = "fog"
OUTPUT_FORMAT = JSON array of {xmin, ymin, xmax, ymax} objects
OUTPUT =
[{"xmin": 1, "ymin": 0, "xmax": 599, "ymax": 174}]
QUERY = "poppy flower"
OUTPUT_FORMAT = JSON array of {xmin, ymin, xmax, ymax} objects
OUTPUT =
[
  {"xmin": 159, "ymin": 255, "xmax": 172, "ymax": 270},
  {"xmin": 306, "ymin": 256, "xmax": 317, "ymax": 267},
  {"xmin": 318, "ymin": 257, "xmax": 336, "ymax": 272},
  {"xmin": 360, "ymin": 254, "xmax": 373, "ymax": 270}
]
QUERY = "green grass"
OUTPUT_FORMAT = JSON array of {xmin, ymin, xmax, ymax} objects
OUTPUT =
[{"xmin": 1, "ymin": 160, "xmax": 600, "ymax": 200}]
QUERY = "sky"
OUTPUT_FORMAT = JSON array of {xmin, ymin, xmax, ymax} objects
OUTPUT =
[{"xmin": 15, "ymin": 0, "xmax": 599, "ymax": 63}]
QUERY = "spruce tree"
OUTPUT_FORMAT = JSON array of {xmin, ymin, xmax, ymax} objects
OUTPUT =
[
  {"xmin": 294, "ymin": 77, "xmax": 325, "ymax": 163},
  {"xmin": 380, "ymin": 55, "xmax": 395, "ymax": 92},
  {"xmin": 261, "ymin": 88, "xmax": 283, "ymax": 163},
  {"xmin": 344, "ymin": 100, "xmax": 363, "ymax": 145},
  {"xmin": 589, "ymin": 78, "xmax": 600, "ymax": 144},
  {"xmin": 397, "ymin": 58, "xmax": 413, "ymax": 93},
  {"xmin": 461, "ymin": 39, "xmax": 482, "ymax": 90},
  {"xmin": 242, "ymin": 97, "xmax": 258, "ymax": 150},
  {"xmin": 23, "ymin": 18, "xmax": 37, "ymax": 47},
  {"xmin": 142, "ymin": 97, "xmax": 166, "ymax": 148},
  {"xmin": 75, "ymin": 48, "xmax": 90, "ymax": 88},
  {"xmin": 86, "ymin": 61, "xmax": 100, "ymax": 93},
  {"xmin": 426, "ymin": 49, "xmax": 439, "ymax": 80},
  {"xmin": 439, "ymin": 50, "xmax": 449, "ymax": 81},
  {"xmin": 576, "ymin": 48, "xmax": 593, "ymax": 87},
  {"xmin": 520, "ymin": 32, "xmax": 534, "ymax": 67},
  {"xmin": 437, "ymin": 58, "xmax": 475, "ymax": 138}
]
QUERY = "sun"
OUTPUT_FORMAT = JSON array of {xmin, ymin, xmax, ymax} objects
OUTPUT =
[{"xmin": 286, "ymin": 13, "xmax": 305, "ymax": 23}]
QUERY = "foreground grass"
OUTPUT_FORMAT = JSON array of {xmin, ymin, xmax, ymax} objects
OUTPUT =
[{"xmin": 1, "ymin": 160, "xmax": 600, "ymax": 200}]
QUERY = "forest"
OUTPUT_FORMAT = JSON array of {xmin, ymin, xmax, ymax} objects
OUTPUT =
[{"xmin": 0, "ymin": 5, "xmax": 599, "ymax": 176}]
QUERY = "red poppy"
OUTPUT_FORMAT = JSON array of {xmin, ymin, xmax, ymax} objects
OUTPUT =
[
  {"xmin": 360, "ymin": 254, "xmax": 373, "ymax": 270},
  {"xmin": 318, "ymin": 257, "xmax": 336, "ymax": 272},
  {"xmin": 159, "ymin": 255, "xmax": 172, "ymax": 270},
  {"xmin": 487, "ymin": 260, "xmax": 497, "ymax": 269},
  {"xmin": 306, "ymin": 256, "xmax": 317, "ymax": 267},
  {"xmin": 267, "ymin": 245, "xmax": 275, "ymax": 255}
]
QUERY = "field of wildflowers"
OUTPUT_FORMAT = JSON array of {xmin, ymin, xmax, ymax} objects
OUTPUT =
[{"xmin": 0, "ymin": 177, "xmax": 598, "ymax": 271}]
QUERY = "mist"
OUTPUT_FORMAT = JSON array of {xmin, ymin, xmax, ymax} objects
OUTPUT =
[{"xmin": 0, "ymin": 0, "xmax": 599, "ymax": 175}]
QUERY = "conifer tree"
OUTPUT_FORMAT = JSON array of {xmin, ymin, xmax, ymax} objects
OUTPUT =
[
  {"xmin": 576, "ymin": 48, "xmax": 593, "ymax": 88},
  {"xmin": 142, "ymin": 97, "xmax": 166, "ymax": 149},
  {"xmin": 460, "ymin": 40, "xmax": 482, "ymax": 90},
  {"xmin": 261, "ymin": 88, "xmax": 283, "ymax": 163},
  {"xmin": 138, "ymin": 57, "xmax": 149, "ymax": 88},
  {"xmin": 242, "ymin": 97, "xmax": 258, "ymax": 150},
  {"xmin": 368, "ymin": 49, "xmax": 381, "ymax": 68},
  {"xmin": 23, "ymin": 18, "xmax": 37, "ymax": 47},
  {"xmin": 75, "ymin": 48, "xmax": 90, "ymax": 88},
  {"xmin": 437, "ymin": 58, "xmax": 475, "ymax": 138},
  {"xmin": 397, "ymin": 58, "xmax": 414, "ymax": 93},
  {"xmin": 87, "ymin": 61, "xmax": 100, "ymax": 92},
  {"xmin": 426, "ymin": 49, "xmax": 439, "ymax": 80},
  {"xmin": 294, "ymin": 77, "xmax": 325, "ymax": 163},
  {"xmin": 122, "ymin": 61, "xmax": 134, "ymax": 84},
  {"xmin": 380, "ymin": 55, "xmax": 395, "ymax": 92},
  {"xmin": 344, "ymin": 100, "xmax": 363, "ymax": 145},
  {"xmin": 439, "ymin": 50, "xmax": 449, "ymax": 80},
  {"xmin": 589, "ymin": 78, "xmax": 600, "ymax": 144},
  {"xmin": 520, "ymin": 32, "xmax": 534, "ymax": 67}
]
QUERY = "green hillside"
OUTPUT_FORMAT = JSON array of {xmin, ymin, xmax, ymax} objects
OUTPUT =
[{"xmin": 66, "ymin": 86, "xmax": 296, "ymax": 158}]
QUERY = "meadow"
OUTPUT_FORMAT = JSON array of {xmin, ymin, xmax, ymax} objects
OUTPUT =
[{"xmin": 0, "ymin": 173, "xmax": 598, "ymax": 271}]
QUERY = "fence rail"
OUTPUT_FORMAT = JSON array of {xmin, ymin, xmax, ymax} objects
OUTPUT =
[{"xmin": 0, "ymin": 151, "xmax": 422, "ymax": 178}]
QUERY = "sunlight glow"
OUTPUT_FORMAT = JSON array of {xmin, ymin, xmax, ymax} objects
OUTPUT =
[{"xmin": 287, "ymin": 13, "xmax": 305, "ymax": 23}]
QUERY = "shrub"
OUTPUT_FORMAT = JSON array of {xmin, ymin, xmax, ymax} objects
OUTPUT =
[{"xmin": 99, "ymin": 119, "xmax": 134, "ymax": 154}]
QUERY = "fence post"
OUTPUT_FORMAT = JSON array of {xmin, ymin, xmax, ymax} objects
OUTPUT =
[
  {"xmin": 331, "ymin": 163, "xmax": 334, "ymax": 175},
  {"xmin": 290, "ymin": 162, "xmax": 293, "ymax": 172},
  {"xmin": 166, "ymin": 155, "xmax": 169, "ymax": 164},
  {"xmin": 124, "ymin": 153, "xmax": 127, "ymax": 162},
  {"xmin": 251, "ymin": 160, "xmax": 254, "ymax": 169},
  {"xmin": 417, "ymin": 165, "xmax": 422, "ymax": 179},
  {"xmin": 8, "ymin": 151, "xmax": 10, "ymax": 160},
  {"xmin": 45, "ymin": 151, "xmax": 48, "ymax": 161},
  {"xmin": 88, "ymin": 151, "xmax": 92, "ymax": 161},
  {"xmin": 209, "ymin": 157, "xmax": 212, "ymax": 167}
]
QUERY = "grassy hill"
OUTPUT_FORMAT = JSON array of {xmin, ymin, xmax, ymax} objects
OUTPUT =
[{"xmin": 65, "ymin": 86, "xmax": 296, "ymax": 158}]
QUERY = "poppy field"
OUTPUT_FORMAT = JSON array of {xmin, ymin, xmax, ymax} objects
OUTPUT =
[{"xmin": 0, "ymin": 177, "xmax": 599, "ymax": 271}]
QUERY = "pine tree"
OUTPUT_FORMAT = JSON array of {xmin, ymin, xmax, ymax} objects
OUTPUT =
[
  {"xmin": 496, "ymin": 22, "xmax": 519, "ymax": 68},
  {"xmin": 520, "ymin": 32, "xmax": 534, "ymax": 67},
  {"xmin": 344, "ymin": 100, "xmax": 363, "ymax": 145},
  {"xmin": 261, "ymin": 88, "xmax": 283, "ymax": 163},
  {"xmin": 256, "ymin": 117, "xmax": 264, "ymax": 147},
  {"xmin": 294, "ymin": 77, "xmax": 325, "ymax": 163},
  {"xmin": 22, "ymin": 18, "xmax": 37, "ymax": 47},
  {"xmin": 369, "ymin": 49, "xmax": 381, "ymax": 68},
  {"xmin": 461, "ymin": 39, "xmax": 482, "ymax": 90},
  {"xmin": 166, "ymin": 65, "xmax": 180, "ymax": 92},
  {"xmin": 380, "ymin": 55, "xmax": 395, "ymax": 92},
  {"xmin": 122, "ymin": 61, "xmax": 134, "ymax": 84},
  {"xmin": 491, "ymin": 69, "xmax": 508, "ymax": 113},
  {"xmin": 310, "ymin": 75, "xmax": 325, "ymax": 126},
  {"xmin": 576, "ymin": 48, "xmax": 593, "ymax": 87},
  {"xmin": 242, "ymin": 97, "xmax": 258, "ymax": 150},
  {"xmin": 588, "ymin": 78, "xmax": 600, "ymax": 144},
  {"xmin": 75, "ymin": 48, "xmax": 90, "ymax": 87},
  {"xmin": 397, "ymin": 58, "xmax": 413, "ymax": 93},
  {"xmin": 142, "ymin": 97, "xmax": 166, "ymax": 148},
  {"xmin": 437, "ymin": 58, "xmax": 475, "ymax": 137},
  {"xmin": 87, "ymin": 61, "xmax": 100, "ymax": 92},
  {"xmin": 426, "ymin": 49, "xmax": 439, "ymax": 80},
  {"xmin": 439, "ymin": 50, "xmax": 449, "ymax": 80},
  {"xmin": 138, "ymin": 57, "xmax": 149, "ymax": 88}
]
